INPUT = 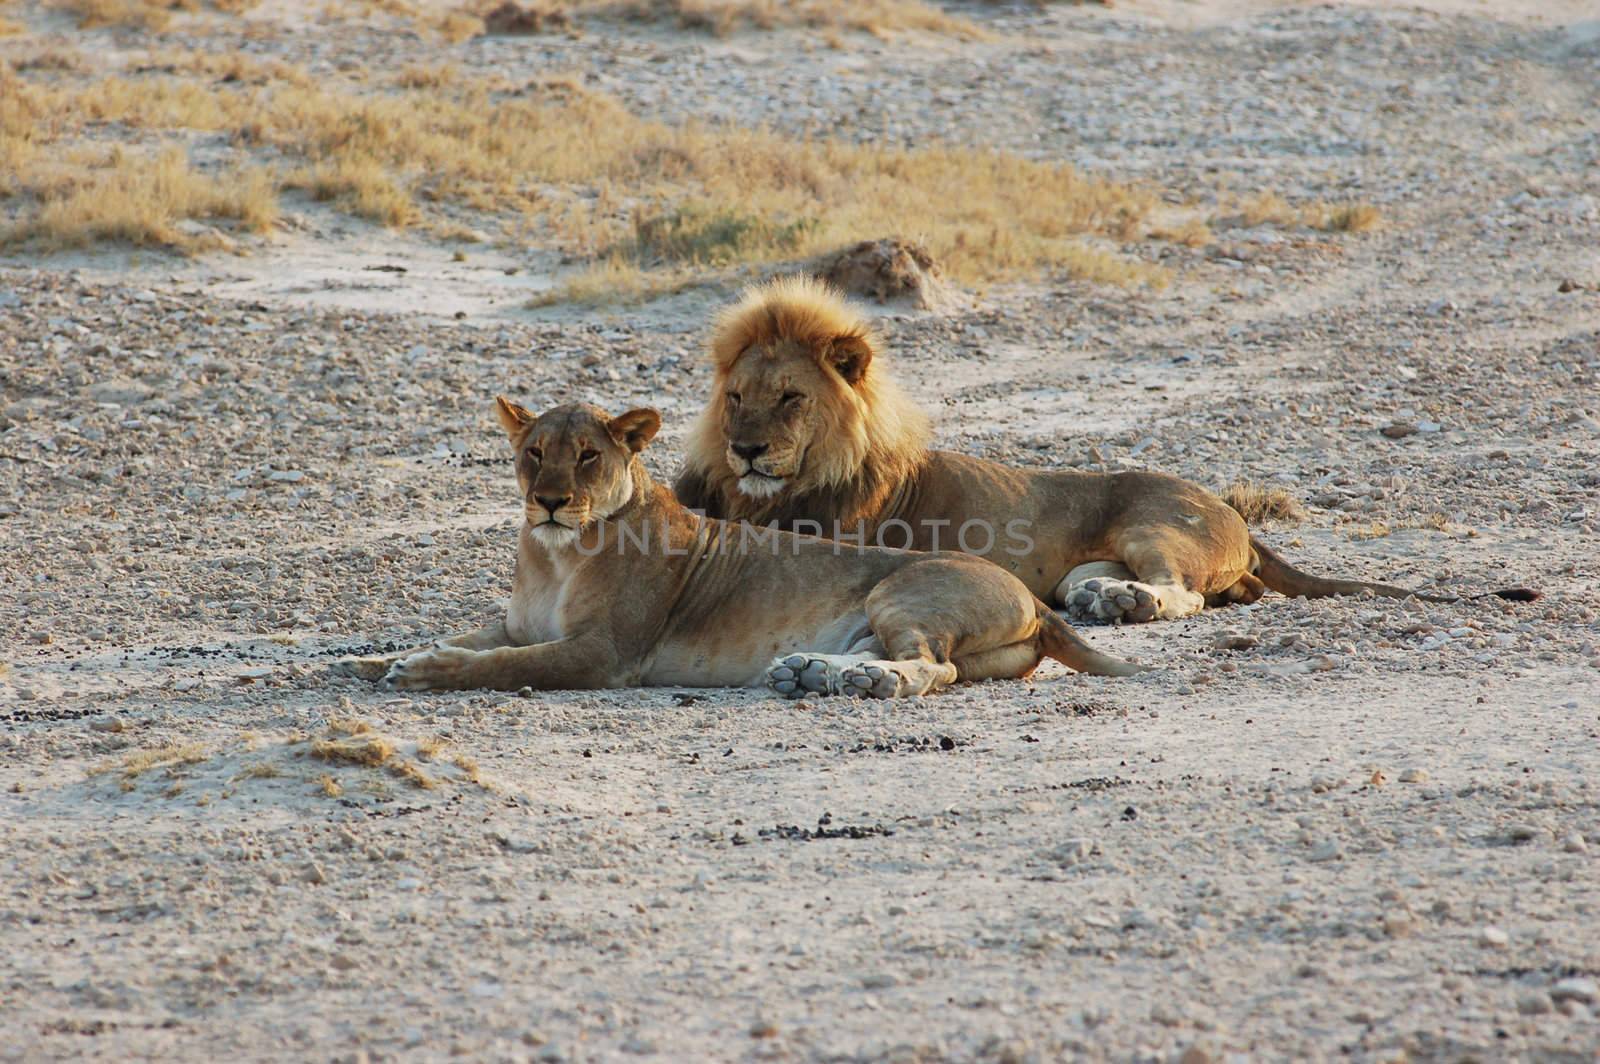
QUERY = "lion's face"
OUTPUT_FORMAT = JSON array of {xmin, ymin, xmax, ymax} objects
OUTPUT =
[
  {"xmin": 494, "ymin": 398, "xmax": 660, "ymax": 550},
  {"xmin": 717, "ymin": 343, "xmax": 855, "ymax": 499}
]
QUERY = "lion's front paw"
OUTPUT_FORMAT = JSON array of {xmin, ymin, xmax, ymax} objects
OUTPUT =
[
  {"xmin": 331, "ymin": 656, "xmax": 396, "ymax": 682},
  {"xmin": 765, "ymin": 653, "xmax": 845, "ymax": 698},
  {"xmin": 381, "ymin": 645, "xmax": 479, "ymax": 691},
  {"xmin": 1063, "ymin": 577, "xmax": 1163, "ymax": 625}
]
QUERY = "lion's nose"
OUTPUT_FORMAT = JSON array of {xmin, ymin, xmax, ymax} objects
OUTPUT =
[
  {"xmin": 731, "ymin": 442, "xmax": 768, "ymax": 461},
  {"xmin": 534, "ymin": 494, "xmax": 571, "ymax": 514}
]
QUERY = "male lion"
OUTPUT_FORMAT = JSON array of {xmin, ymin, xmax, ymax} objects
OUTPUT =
[
  {"xmin": 341, "ymin": 399, "xmax": 1141, "ymax": 697},
  {"xmin": 673, "ymin": 277, "xmax": 1533, "ymax": 623}
]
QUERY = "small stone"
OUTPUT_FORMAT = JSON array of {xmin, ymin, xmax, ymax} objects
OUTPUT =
[
  {"xmin": 1307, "ymin": 839, "xmax": 1343, "ymax": 863},
  {"xmin": 90, "ymin": 716, "xmax": 127, "ymax": 733},
  {"xmin": 1561, "ymin": 832, "xmax": 1588, "ymax": 853},
  {"xmin": 1550, "ymin": 977, "xmax": 1598, "ymax": 1004},
  {"xmin": 28, "ymin": 632, "xmax": 51, "ymax": 645},
  {"xmin": 1382, "ymin": 911, "xmax": 1414, "ymax": 937},
  {"xmin": 1178, "ymin": 1047, "xmax": 1215, "ymax": 1064},
  {"xmin": 1517, "ymin": 991, "xmax": 1554, "ymax": 1015},
  {"xmin": 1398, "ymin": 768, "xmax": 1429, "ymax": 783},
  {"xmin": 749, "ymin": 1019, "xmax": 778, "ymax": 1039},
  {"xmin": 330, "ymin": 952, "xmax": 358, "ymax": 971},
  {"xmin": 304, "ymin": 862, "xmax": 327, "ymax": 885},
  {"xmin": 861, "ymin": 973, "xmax": 899, "ymax": 990},
  {"xmin": 1478, "ymin": 925, "xmax": 1509, "ymax": 948},
  {"xmin": 1381, "ymin": 422, "xmax": 1419, "ymax": 439},
  {"xmin": 1507, "ymin": 823, "xmax": 1539, "ymax": 844},
  {"xmin": 1212, "ymin": 632, "xmax": 1258, "ymax": 651}
]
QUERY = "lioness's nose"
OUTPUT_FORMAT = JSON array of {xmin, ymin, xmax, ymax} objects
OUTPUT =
[
  {"xmin": 731, "ymin": 442, "xmax": 767, "ymax": 461},
  {"xmin": 534, "ymin": 494, "xmax": 571, "ymax": 514}
]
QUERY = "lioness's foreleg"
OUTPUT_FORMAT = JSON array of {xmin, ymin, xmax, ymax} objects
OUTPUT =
[
  {"xmin": 333, "ymin": 621, "xmax": 514, "ymax": 681},
  {"xmin": 382, "ymin": 634, "xmax": 619, "ymax": 692}
]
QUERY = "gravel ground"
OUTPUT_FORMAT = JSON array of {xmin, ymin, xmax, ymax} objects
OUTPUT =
[{"xmin": 3, "ymin": 1, "xmax": 1599, "ymax": 1061}]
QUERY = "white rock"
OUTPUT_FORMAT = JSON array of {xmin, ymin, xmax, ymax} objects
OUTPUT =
[{"xmin": 1478, "ymin": 926, "xmax": 1509, "ymax": 948}]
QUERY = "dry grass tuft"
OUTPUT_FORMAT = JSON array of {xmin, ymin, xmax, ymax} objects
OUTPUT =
[
  {"xmin": 395, "ymin": 61, "xmax": 457, "ymax": 89},
  {"xmin": 451, "ymin": 754, "xmax": 482, "ymax": 785},
  {"xmin": 118, "ymin": 741, "xmax": 207, "ymax": 779},
  {"xmin": 1345, "ymin": 520, "xmax": 1392, "ymax": 541},
  {"xmin": 310, "ymin": 734, "xmax": 396, "ymax": 767},
  {"xmin": 287, "ymin": 156, "xmax": 417, "ymax": 227},
  {"xmin": 0, "ymin": 15, "xmax": 27, "ymax": 35},
  {"xmin": 388, "ymin": 758, "xmax": 438, "ymax": 789},
  {"xmin": 50, "ymin": 0, "xmax": 179, "ymax": 31},
  {"xmin": 1313, "ymin": 201, "xmax": 1381, "ymax": 233},
  {"xmin": 1221, "ymin": 191, "xmax": 1381, "ymax": 235},
  {"xmin": 232, "ymin": 763, "xmax": 283, "ymax": 781},
  {"xmin": 316, "ymin": 774, "xmax": 344, "ymax": 798},
  {"xmin": 2, "ymin": 145, "xmax": 277, "ymax": 252},
  {"xmin": 1222, "ymin": 481, "xmax": 1306, "ymax": 525}
]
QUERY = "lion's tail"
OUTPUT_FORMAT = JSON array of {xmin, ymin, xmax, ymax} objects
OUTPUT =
[
  {"xmin": 1249, "ymin": 534, "xmax": 1538, "ymax": 604},
  {"xmin": 1035, "ymin": 602, "xmax": 1146, "ymax": 678}
]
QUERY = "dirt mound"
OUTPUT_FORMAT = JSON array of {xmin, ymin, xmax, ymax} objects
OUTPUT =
[{"xmin": 813, "ymin": 238, "xmax": 953, "ymax": 311}]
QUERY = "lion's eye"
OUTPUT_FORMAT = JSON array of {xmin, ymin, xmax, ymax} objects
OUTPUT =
[
  {"xmin": 526, "ymin": 447, "xmax": 542, "ymax": 462},
  {"xmin": 780, "ymin": 391, "xmax": 803, "ymax": 405},
  {"xmin": 578, "ymin": 449, "xmax": 599, "ymax": 464},
  {"xmin": 726, "ymin": 392, "xmax": 741, "ymax": 407}
]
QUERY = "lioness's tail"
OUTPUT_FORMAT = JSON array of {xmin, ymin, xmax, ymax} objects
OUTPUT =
[
  {"xmin": 1249, "ymin": 535, "xmax": 1538, "ymax": 604},
  {"xmin": 1036, "ymin": 602, "xmax": 1147, "ymax": 677}
]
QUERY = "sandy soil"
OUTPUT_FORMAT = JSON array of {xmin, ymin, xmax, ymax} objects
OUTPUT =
[{"xmin": 3, "ymin": 1, "xmax": 1599, "ymax": 1061}]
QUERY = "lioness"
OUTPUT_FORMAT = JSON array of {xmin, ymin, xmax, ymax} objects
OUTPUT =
[
  {"xmin": 674, "ymin": 277, "xmax": 1533, "ymax": 623},
  {"xmin": 342, "ymin": 398, "xmax": 1141, "ymax": 697}
]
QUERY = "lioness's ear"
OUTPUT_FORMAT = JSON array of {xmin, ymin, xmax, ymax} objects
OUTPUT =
[
  {"xmin": 608, "ymin": 408, "xmax": 661, "ymax": 454},
  {"xmin": 494, "ymin": 395, "xmax": 535, "ymax": 442},
  {"xmin": 825, "ymin": 335, "xmax": 873, "ymax": 386}
]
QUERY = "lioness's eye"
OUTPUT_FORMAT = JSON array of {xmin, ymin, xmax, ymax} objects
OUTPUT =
[
  {"xmin": 726, "ymin": 392, "xmax": 741, "ymax": 407},
  {"xmin": 526, "ymin": 447, "xmax": 542, "ymax": 461},
  {"xmin": 578, "ymin": 449, "xmax": 599, "ymax": 464},
  {"xmin": 780, "ymin": 391, "xmax": 802, "ymax": 405}
]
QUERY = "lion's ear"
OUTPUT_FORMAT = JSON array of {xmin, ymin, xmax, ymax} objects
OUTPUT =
[
  {"xmin": 494, "ymin": 395, "xmax": 535, "ymax": 442},
  {"xmin": 608, "ymin": 408, "xmax": 661, "ymax": 454},
  {"xmin": 825, "ymin": 335, "xmax": 873, "ymax": 386}
]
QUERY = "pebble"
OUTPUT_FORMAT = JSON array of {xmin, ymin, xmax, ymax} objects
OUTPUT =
[
  {"xmin": 304, "ymin": 862, "xmax": 327, "ymax": 885},
  {"xmin": 1478, "ymin": 926, "xmax": 1509, "ymax": 948},
  {"xmin": 1516, "ymin": 991, "xmax": 1553, "ymax": 1015},
  {"xmin": 1398, "ymin": 768, "xmax": 1429, "ymax": 783},
  {"xmin": 1561, "ymin": 832, "xmax": 1587, "ymax": 853},
  {"xmin": 1380, "ymin": 421, "xmax": 1419, "ymax": 439},
  {"xmin": 1307, "ymin": 839, "xmax": 1343, "ymax": 862},
  {"xmin": 1381, "ymin": 911, "xmax": 1414, "ymax": 937},
  {"xmin": 90, "ymin": 716, "xmax": 127, "ymax": 733},
  {"xmin": 1550, "ymin": 977, "xmax": 1598, "ymax": 1004}
]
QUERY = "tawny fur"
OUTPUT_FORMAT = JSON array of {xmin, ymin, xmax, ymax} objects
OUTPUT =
[
  {"xmin": 675, "ymin": 280, "xmax": 1535, "ymax": 621},
  {"xmin": 336, "ymin": 399, "xmax": 1141, "ymax": 694}
]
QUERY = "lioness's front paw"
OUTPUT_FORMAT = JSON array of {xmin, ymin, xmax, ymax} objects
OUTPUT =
[
  {"xmin": 381, "ymin": 645, "xmax": 478, "ymax": 691},
  {"xmin": 840, "ymin": 662, "xmax": 908, "ymax": 699},
  {"xmin": 765, "ymin": 654, "xmax": 842, "ymax": 699},
  {"xmin": 1063, "ymin": 577, "xmax": 1162, "ymax": 625},
  {"xmin": 331, "ymin": 656, "xmax": 395, "ymax": 682}
]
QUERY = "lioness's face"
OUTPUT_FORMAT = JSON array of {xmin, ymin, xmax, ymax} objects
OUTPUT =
[
  {"xmin": 494, "ymin": 398, "xmax": 661, "ymax": 550},
  {"xmin": 718, "ymin": 344, "xmax": 843, "ymax": 498}
]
